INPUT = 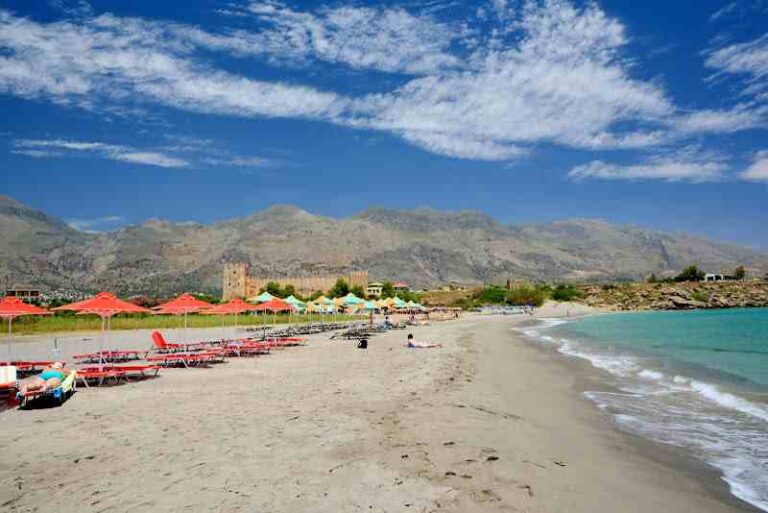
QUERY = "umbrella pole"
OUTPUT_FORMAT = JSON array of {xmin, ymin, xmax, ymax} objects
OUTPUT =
[
  {"xmin": 99, "ymin": 315, "xmax": 106, "ymax": 369},
  {"xmin": 184, "ymin": 311, "xmax": 188, "ymax": 344},
  {"xmin": 7, "ymin": 316, "xmax": 13, "ymax": 362}
]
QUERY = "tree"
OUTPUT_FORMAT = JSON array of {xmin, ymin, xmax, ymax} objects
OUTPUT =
[
  {"xmin": 733, "ymin": 265, "xmax": 746, "ymax": 280},
  {"xmin": 283, "ymin": 284, "xmax": 298, "ymax": 298},
  {"xmin": 308, "ymin": 290, "xmax": 323, "ymax": 301},
  {"xmin": 674, "ymin": 265, "xmax": 705, "ymax": 282},
  {"xmin": 262, "ymin": 282, "xmax": 283, "ymax": 297},
  {"xmin": 381, "ymin": 281, "xmax": 395, "ymax": 298},
  {"xmin": 646, "ymin": 273, "xmax": 658, "ymax": 284},
  {"xmin": 506, "ymin": 285, "xmax": 547, "ymax": 307},
  {"xmin": 550, "ymin": 284, "xmax": 582, "ymax": 301},
  {"xmin": 327, "ymin": 279, "xmax": 349, "ymax": 298},
  {"xmin": 350, "ymin": 285, "xmax": 366, "ymax": 299}
]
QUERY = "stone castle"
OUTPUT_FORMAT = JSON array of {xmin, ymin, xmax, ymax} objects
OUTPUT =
[{"xmin": 222, "ymin": 263, "xmax": 368, "ymax": 300}]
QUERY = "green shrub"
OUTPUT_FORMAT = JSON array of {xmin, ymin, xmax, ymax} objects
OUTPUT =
[
  {"xmin": 506, "ymin": 285, "xmax": 547, "ymax": 307},
  {"xmin": 691, "ymin": 291, "xmax": 710, "ymax": 303},
  {"xmin": 551, "ymin": 284, "xmax": 582, "ymax": 301},
  {"xmin": 674, "ymin": 265, "xmax": 705, "ymax": 282}
]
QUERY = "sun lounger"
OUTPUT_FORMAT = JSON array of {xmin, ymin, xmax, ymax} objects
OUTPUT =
[
  {"xmin": 150, "ymin": 331, "xmax": 223, "ymax": 354},
  {"xmin": 0, "ymin": 366, "xmax": 18, "ymax": 407},
  {"xmin": 73, "ymin": 350, "xmax": 146, "ymax": 363},
  {"xmin": 220, "ymin": 341, "xmax": 271, "ymax": 357},
  {"xmin": 78, "ymin": 364, "xmax": 161, "ymax": 382},
  {"xmin": 146, "ymin": 351, "xmax": 222, "ymax": 368},
  {"xmin": 1, "ymin": 361, "xmax": 57, "ymax": 375},
  {"xmin": 17, "ymin": 370, "xmax": 76, "ymax": 409},
  {"xmin": 75, "ymin": 368, "xmax": 125, "ymax": 388}
]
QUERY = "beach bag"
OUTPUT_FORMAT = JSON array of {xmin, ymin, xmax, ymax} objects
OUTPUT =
[{"xmin": 357, "ymin": 339, "xmax": 368, "ymax": 349}]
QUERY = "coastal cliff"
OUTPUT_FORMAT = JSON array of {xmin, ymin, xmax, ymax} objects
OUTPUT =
[{"xmin": 578, "ymin": 281, "xmax": 768, "ymax": 311}]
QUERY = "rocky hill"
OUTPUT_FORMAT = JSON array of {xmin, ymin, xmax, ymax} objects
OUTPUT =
[
  {"xmin": 1, "ymin": 196, "xmax": 767, "ymax": 295},
  {"xmin": 579, "ymin": 281, "xmax": 768, "ymax": 310}
]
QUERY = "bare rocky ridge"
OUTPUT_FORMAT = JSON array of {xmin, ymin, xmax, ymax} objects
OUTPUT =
[
  {"xmin": 579, "ymin": 281, "xmax": 768, "ymax": 310},
  {"xmin": 1, "ymin": 195, "xmax": 766, "ymax": 295}
]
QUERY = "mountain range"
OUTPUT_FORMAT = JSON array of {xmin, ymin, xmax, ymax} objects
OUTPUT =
[{"xmin": 1, "ymin": 195, "xmax": 766, "ymax": 295}]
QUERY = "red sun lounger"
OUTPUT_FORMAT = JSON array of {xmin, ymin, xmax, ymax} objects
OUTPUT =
[
  {"xmin": 79, "ymin": 364, "xmax": 161, "ymax": 381},
  {"xmin": 76, "ymin": 368, "xmax": 126, "ymax": 388},
  {"xmin": 150, "ymin": 331, "xmax": 224, "ymax": 354},
  {"xmin": 73, "ymin": 350, "xmax": 146, "ymax": 363}
]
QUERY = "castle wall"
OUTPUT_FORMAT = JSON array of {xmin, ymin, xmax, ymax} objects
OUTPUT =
[{"xmin": 223, "ymin": 263, "xmax": 368, "ymax": 300}]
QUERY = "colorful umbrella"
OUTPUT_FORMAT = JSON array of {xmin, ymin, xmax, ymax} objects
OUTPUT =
[
  {"xmin": 342, "ymin": 293, "xmax": 364, "ymax": 306},
  {"xmin": 154, "ymin": 293, "xmax": 213, "ymax": 343},
  {"xmin": 205, "ymin": 298, "xmax": 260, "ymax": 337},
  {"xmin": 0, "ymin": 297, "xmax": 51, "ymax": 360},
  {"xmin": 254, "ymin": 298, "xmax": 294, "ymax": 326},
  {"xmin": 250, "ymin": 291, "xmax": 276, "ymax": 303},
  {"xmin": 55, "ymin": 292, "xmax": 150, "ymax": 366}
]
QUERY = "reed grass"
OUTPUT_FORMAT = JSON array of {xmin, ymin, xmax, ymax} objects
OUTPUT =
[{"xmin": 5, "ymin": 313, "xmax": 368, "ymax": 335}]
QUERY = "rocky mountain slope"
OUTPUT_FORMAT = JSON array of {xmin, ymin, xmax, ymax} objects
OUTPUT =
[{"xmin": 1, "ymin": 196, "xmax": 766, "ymax": 295}]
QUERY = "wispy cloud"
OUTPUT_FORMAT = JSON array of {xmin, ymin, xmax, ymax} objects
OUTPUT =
[
  {"xmin": 67, "ymin": 215, "xmax": 125, "ymax": 233},
  {"xmin": 0, "ymin": 1, "xmax": 765, "ymax": 165},
  {"xmin": 229, "ymin": 1, "xmax": 461, "ymax": 74},
  {"xmin": 14, "ymin": 139, "xmax": 190, "ymax": 168},
  {"xmin": 705, "ymin": 34, "xmax": 768, "ymax": 104},
  {"xmin": 740, "ymin": 150, "xmax": 768, "ymax": 182},
  {"xmin": 569, "ymin": 147, "xmax": 729, "ymax": 182}
]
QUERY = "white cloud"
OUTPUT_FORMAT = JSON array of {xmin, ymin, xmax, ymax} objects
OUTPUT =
[
  {"xmin": 361, "ymin": 0, "xmax": 672, "ymax": 158},
  {"xmin": 569, "ymin": 160, "xmax": 726, "ymax": 182},
  {"xmin": 0, "ymin": 1, "xmax": 765, "ymax": 165},
  {"xmin": 740, "ymin": 150, "xmax": 768, "ymax": 182},
  {"xmin": 111, "ymin": 151, "xmax": 189, "ymax": 168},
  {"xmin": 67, "ymin": 215, "xmax": 124, "ymax": 232},
  {"xmin": 569, "ymin": 147, "xmax": 729, "ymax": 182},
  {"xmin": 240, "ymin": 1, "xmax": 460, "ymax": 74},
  {"xmin": 14, "ymin": 139, "xmax": 189, "ymax": 168},
  {"xmin": 674, "ymin": 108, "xmax": 765, "ymax": 134},
  {"xmin": 706, "ymin": 35, "xmax": 768, "ymax": 103}
]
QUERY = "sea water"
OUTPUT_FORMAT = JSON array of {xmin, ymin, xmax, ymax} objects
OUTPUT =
[{"xmin": 522, "ymin": 309, "xmax": 768, "ymax": 511}]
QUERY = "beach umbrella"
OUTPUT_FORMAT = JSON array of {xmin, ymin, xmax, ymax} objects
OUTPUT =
[
  {"xmin": 0, "ymin": 297, "xmax": 51, "ymax": 361},
  {"xmin": 254, "ymin": 298, "xmax": 294, "ymax": 326},
  {"xmin": 250, "ymin": 291, "xmax": 276, "ymax": 303},
  {"xmin": 205, "ymin": 298, "xmax": 260, "ymax": 335},
  {"xmin": 284, "ymin": 295, "xmax": 306, "ymax": 313},
  {"xmin": 154, "ymin": 293, "xmax": 213, "ymax": 343},
  {"xmin": 54, "ymin": 292, "xmax": 150, "ymax": 367},
  {"xmin": 342, "ymin": 293, "xmax": 364, "ymax": 306}
]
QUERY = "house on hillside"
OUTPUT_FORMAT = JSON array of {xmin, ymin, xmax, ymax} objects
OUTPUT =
[
  {"xmin": 393, "ymin": 281, "xmax": 408, "ymax": 292},
  {"xmin": 703, "ymin": 273, "xmax": 737, "ymax": 282},
  {"xmin": 366, "ymin": 282, "xmax": 384, "ymax": 297}
]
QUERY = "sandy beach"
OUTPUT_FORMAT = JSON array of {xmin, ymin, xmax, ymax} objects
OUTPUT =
[{"xmin": 0, "ymin": 307, "xmax": 757, "ymax": 512}]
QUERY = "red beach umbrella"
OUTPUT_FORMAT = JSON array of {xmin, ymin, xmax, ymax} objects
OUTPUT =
[
  {"xmin": 205, "ymin": 298, "xmax": 259, "ymax": 315},
  {"xmin": 205, "ymin": 298, "xmax": 260, "ymax": 336},
  {"xmin": 54, "ymin": 292, "xmax": 151, "ymax": 366},
  {"xmin": 0, "ymin": 296, "xmax": 51, "ymax": 361},
  {"xmin": 254, "ymin": 298, "xmax": 294, "ymax": 313},
  {"xmin": 254, "ymin": 298, "xmax": 294, "ymax": 327},
  {"xmin": 154, "ymin": 293, "xmax": 213, "ymax": 343}
]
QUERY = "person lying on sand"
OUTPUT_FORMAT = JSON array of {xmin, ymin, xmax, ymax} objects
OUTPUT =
[
  {"xmin": 405, "ymin": 333, "xmax": 442, "ymax": 349},
  {"xmin": 19, "ymin": 362, "xmax": 68, "ymax": 395}
]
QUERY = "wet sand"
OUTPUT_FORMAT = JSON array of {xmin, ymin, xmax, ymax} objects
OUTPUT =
[{"xmin": 0, "ymin": 309, "xmax": 756, "ymax": 512}]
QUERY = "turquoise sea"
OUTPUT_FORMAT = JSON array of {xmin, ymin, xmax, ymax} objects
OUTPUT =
[{"xmin": 523, "ymin": 309, "xmax": 768, "ymax": 511}]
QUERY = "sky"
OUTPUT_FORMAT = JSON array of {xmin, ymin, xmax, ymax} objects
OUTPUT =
[{"xmin": 0, "ymin": 0, "xmax": 766, "ymax": 248}]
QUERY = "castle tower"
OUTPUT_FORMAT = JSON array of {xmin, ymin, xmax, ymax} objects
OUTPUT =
[
  {"xmin": 223, "ymin": 262, "xmax": 249, "ymax": 301},
  {"xmin": 347, "ymin": 270, "xmax": 369, "ymax": 290}
]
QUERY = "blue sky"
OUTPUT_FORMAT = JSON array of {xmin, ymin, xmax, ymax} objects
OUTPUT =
[{"xmin": 0, "ymin": 0, "xmax": 766, "ymax": 247}]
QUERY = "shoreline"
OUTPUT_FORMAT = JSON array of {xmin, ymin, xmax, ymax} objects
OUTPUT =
[
  {"xmin": 513, "ymin": 316, "xmax": 760, "ymax": 512},
  {"xmin": 0, "ymin": 311, "xmax": 760, "ymax": 512}
]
